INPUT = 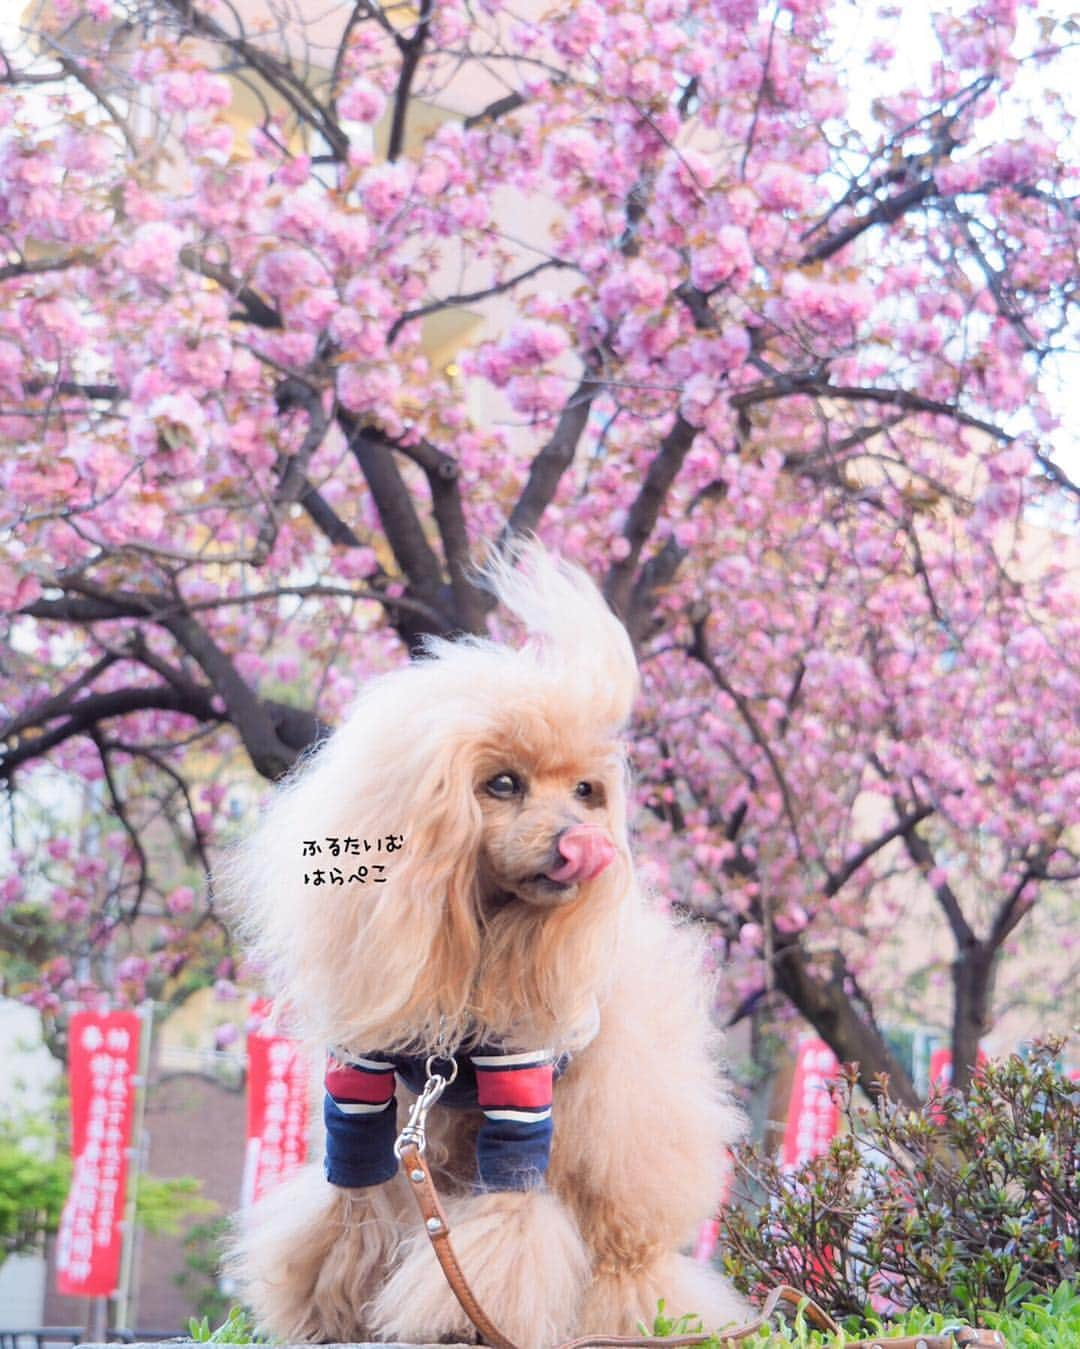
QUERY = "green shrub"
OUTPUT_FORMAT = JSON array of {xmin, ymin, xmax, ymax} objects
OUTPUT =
[
  {"xmin": 186, "ymin": 1305, "xmax": 263, "ymax": 1343},
  {"xmin": 718, "ymin": 1039, "xmax": 1078, "ymax": 1320},
  {"xmin": 653, "ymin": 1281, "xmax": 1080, "ymax": 1345},
  {"xmin": 175, "ymin": 1216, "xmax": 234, "ymax": 1325},
  {"xmin": 1, "ymin": 1090, "xmax": 215, "ymax": 1265},
  {"xmin": 0, "ymin": 1125, "xmax": 70, "ymax": 1264}
]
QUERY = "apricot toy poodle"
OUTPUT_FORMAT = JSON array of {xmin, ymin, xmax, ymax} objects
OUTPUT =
[{"xmin": 226, "ymin": 543, "xmax": 745, "ymax": 1348}]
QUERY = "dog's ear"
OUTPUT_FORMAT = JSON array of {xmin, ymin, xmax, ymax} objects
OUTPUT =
[
  {"xmin": 372, "ymin": 733, "xmax": 485, "ymax": 1048},
  {"xmin": 219, "ymin": 712, "xmax": 484, "ymax": 1055}
]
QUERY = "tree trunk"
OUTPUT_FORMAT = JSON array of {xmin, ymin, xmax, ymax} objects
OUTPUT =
[
  {"xmin": 951, "ymin": 938, "xmax": 993, "ymax": 1095},
  {"xmin": 773, "ymin": 940, "xmax": 921, "ymax": 1109}
]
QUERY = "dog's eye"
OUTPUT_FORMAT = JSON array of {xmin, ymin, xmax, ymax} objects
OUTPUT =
[
  {"xmin": 574, "ymin": 781, "xmax": 594, "ymax": 799},
  {"xmin": 486, "ymin": 772, "xmax": 523, "ymax": 799}
]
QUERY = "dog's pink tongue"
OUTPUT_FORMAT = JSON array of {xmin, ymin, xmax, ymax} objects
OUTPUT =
[{"xmin": 547, "ymin": 827, "xmax": 616, "ymax": 884}]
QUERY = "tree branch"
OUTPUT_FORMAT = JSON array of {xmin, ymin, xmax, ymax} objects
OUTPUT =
[
  {"xmin": 773, "ymin": 941, "xmax": 921, "ymax": 1108},
  {"xmin": 160, "ymin": 611, "xmax": 299, "ymax": 779},
  {"xmin": 604, "ymin": 414, "xmax": 697, "ymax": 620},
  {"xmin": 0, "ymin": 250, "xmax": 98, "ymax": 283},
  {"xmin": 626, "ymin": 535, "xmax": 686, "ymax": 647},
  {"xmin": 504, "ymin": 371, "xmax": 600, "ymax": 543},
  {"xmin": 987, "ymin": 849, "xmax": 1053, "ymax": 951},
  {"xmin": 824, "ymin": 804, "xmax": 935, "ymax": 897},
  {"xmin": 731, "ymin": 379, "xmax": 1014, "ymax": 446},
  {"xmin": 104, "ymin": 737, "xmax": 213, "ymax": 880},
  {"xmin": 361, "ymin": 429, "xmax": 485, "ymax": 635},
  {"xmin": 902, "ymin": 821, "xmax": 974, "ymax": 948},
  {"xmin": 0, "ymin": 653, "xmax": 120, "ymax": 741},
  {"xmin": 90, "ymin": 728, "xmax": 150, "ymax": 922},
  {"xmin": 256, "ymin": 380, "xmax": 331, "ymax": 564},
  {"xmin": 338, "ymin": 411, "xmax": 452, "ymax": 646},
  {"xmin": 386, "ymin": 0, "xmax": 432, "ymax": 161},
  {"xmin": 179, "ymin": 245, "xmax": 282, "ymax": 330},
  {"xmin": 387, "ymin": 258, "xmax": 570, "ymax": 345},
  {"xmin": 1, "ymin": 686, "xmax": 224, "ymax": 780},
  {"xmin": 298, "ymin": 479, "xmax": 366, "ymax": 547},
  {"xmin": 164, "ymin": 0, "xmax": 350, "ymax": 159},
  {"xmin": 688, "ymin": 615, "xmax": 805, "ymax": 862},
  {"xmin": 464, "ymin": 91, "xmax": 526, "ymax": 129},
  {"xmin": 20, "ymin": 594, "xmax": 153, "ymax": 623},
  {"xmin": 801, "ymin": 177, "xmax": 939, "ymax": 266}
]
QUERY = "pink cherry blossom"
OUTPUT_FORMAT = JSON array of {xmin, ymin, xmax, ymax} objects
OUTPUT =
[
  {"xmin": 338, "ymin": 78, "xmax": 387, "ymax": 124},
  {"xmin": 0, "ymin": 0, "xmax": 1075, "ymax": 1098}
]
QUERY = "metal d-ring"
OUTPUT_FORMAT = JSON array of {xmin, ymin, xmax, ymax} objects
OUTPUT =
[{"xmin": 425, "ymin": 1052, "xmax": 460, "ymax": 1086}]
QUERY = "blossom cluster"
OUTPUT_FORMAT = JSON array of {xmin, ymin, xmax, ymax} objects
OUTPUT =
[{"xmin": 0, "ymin": 0, "xmax": 1076, "ymax": 1028}]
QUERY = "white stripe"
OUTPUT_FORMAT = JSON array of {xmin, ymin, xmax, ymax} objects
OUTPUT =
[
  {"xmin": 331, "ymin": 1099, "xmax": 394, "ymax": 1115},
  {"xmin": 483, "ymin": 1107, "xmax": 552, "ymax": 1123},
  {"xmin": 470, "ymin": 1049, "xmax": 553, "ymax": 1068},
  {"xmin": 328, "ymin": 1049, "xmax": 394, "ymax": 1072}
]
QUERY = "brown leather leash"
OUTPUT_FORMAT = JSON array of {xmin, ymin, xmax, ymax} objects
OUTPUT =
[{"xmin": 395, "ymin": 1073, "xmax": 1005, "ymax": 1349}]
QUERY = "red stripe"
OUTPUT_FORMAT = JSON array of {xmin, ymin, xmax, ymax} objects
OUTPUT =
[
  {"xmin": 325, "ymin": 1062, "xmax": 395, "ymax": 1105},
  {"xmin": 475, "ymin": 1065, "xmax": 552, "ymax": 1109}
]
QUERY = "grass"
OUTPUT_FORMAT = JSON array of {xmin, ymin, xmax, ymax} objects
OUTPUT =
[
  {"xmin": 649, "ymin": 1281, "xmax": 1080, "ymax": 1347},
  {"xmin": 185, "ymin": 1281, "xmax": 1080, "ymax": 1344},
  {"xmin": 186, "ymin": 1306, "xmax": 263, "ymax": 1342}
]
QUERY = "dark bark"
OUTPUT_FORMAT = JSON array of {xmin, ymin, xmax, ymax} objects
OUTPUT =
[
  {"xmin": 1, "ymin": 686, "xmax": 223, "ymax": 779},
  {"xmin": 179, "ymin": 245, "xmax": 283, "ymax": 330},
  {"xmin": 773, "ymin": 941, "xmax": 921, "ymax": 1109},
  {"xmin": 339, "ymin": 413, "xmax": 455, "ymax": 649},
  {"xmin": 800, "ymin": 177, "xmax": 938, "ymax": 265},
  {"xmin": 951, "ymin": 939, "xmax": 994, "ymax": 1095},
  {"xmin": 387, "ymin": 259, "xmax": 569, "ymax": 346},
  {"xmin": 357, "ymin": 429, "xmax": 487, "ymax": 635},
  {"xmin": 464, "ymin": 91, "xmax": 526, "ymax": 129},
  {"xmin": 166, "ymin": 0, "xmax": 350, "ymax": 159},
  {"xmin": 505, "ymin": 372, "xmax": 600, "ymax": 541},
  {"xmin": 626, "ymin": 536, "xmax": 686, "ymax": 646},
  {"xmin": 385, "ymin": 0, "xmax": 432, "ymax": 162},
  {"xmin": 604, "ymin": 414, "xmax": 697, "ymax": 619},
  {"xmin": 161, "ymin": 613, "xmax": 299, "ymax": 779}
]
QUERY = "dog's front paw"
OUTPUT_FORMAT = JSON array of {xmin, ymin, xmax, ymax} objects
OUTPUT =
[
  {"xmin": 579, "ymin": 1252, "xmax": 749, "ymax": 1339},
  {"xmin": 371, "ymin": 1189, "xmax": 589, "ymax": 1349},
  {"xmin": 227, "ymin": 1167, "xmax": 405, "ymax": 1342}
]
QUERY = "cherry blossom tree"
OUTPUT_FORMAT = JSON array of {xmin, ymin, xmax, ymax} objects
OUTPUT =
[{"xmin": 2, "ymin": 0, "xmax": 1077, "ymax": 1099}]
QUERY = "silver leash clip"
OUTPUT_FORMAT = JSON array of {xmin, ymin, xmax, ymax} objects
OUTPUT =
[{"xmin": 393, "ymin": 1056, "xmax": 459, "ymax": 1159}]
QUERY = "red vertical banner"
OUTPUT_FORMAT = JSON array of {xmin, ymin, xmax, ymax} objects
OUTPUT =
[
  {"xmin": 929, "ymin": 1045, "xmax": 986, "ymax": 1120},
  {"xmin": 781, "ymin": 1037, "xmax": 840, "ymax": 1169},
  {"xmin": 241, "ymin": 999, "xmax": 310, "ymax": 1207},
  {"xmin": 55, "ymin": 1009, "xmax": 141, "ymax": 1297},
  {"xmin": 692, "ymin": 1151, "xmax": 733, "ymax": 1263},
  {"xmin": 930, "ymin": 1046, "xmax": 987, "ymax": 1090},
  {"xmin": 929, "ymin": 1046, "xmax": 953, "ymax": 1090}
]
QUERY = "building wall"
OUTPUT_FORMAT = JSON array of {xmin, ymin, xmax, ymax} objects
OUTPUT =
[{"xmin": 0, "ymin": 1254, "xmax": 49, "ymax": 1327}]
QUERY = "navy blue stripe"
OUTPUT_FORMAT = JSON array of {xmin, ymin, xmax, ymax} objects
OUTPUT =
[
  {"xmin": 481, "ymin": 1105, "xmax": 551, "ymax": 1117},
  {"xmin": 476, "ymin": 1114, "xmax": 552, "ymax": 1191},
  {"xmin": 471, "ymin": 1059, "xmax": 552, "ymax": 1072},
  {"xmin": 323, "ymin": 1091, "xmax": 398, "ymax": 1187}
]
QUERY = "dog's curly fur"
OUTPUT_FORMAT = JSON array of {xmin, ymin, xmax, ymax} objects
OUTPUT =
[{"xmin": 224, "ymin": 544, "xmax": 746, "ymax": 1347}]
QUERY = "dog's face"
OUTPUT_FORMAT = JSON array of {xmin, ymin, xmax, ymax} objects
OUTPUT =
[{"xmin": 474, "ymin": 715, "xmax": 625, "ymax": 910}]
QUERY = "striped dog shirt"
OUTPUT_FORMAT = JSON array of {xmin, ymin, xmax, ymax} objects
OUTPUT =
[{"xmin": 323, "ymin": 1045, "xmax": 556, "ymax": 1192}]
